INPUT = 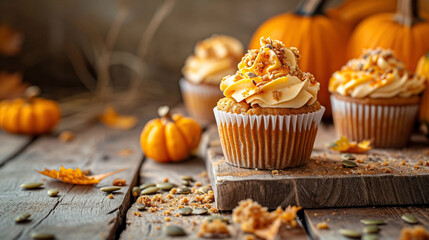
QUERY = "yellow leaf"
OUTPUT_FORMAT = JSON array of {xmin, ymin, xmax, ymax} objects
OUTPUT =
[
  {"xmin": 99, "ymin": 106, "xmax": 137, "ymax": 130},
  {"xmin": 329, "ymin": 136, "xmax": 372, "ymax": 153},
  {"xmin": 36, "ymin": 166, "xmax": 126, "ymax": 185}
]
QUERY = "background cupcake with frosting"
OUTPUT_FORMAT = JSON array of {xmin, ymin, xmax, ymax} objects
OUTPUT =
[
  {"xmin": 329, "ymin": 48, "xmax": 426, "ymax": 148},
  {"xmin": 180, "ymin": 35, "xmax": 243, "ymax": 124},
  {"xmin": 214, "ymin": 37, "xmax": 325, "ymax": 170}
]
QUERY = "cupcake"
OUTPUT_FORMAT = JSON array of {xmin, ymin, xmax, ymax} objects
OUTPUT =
[
  {"xmin": 213, "ymin": 37, "xmax": 325, "ymax": 169},
  {"xmin": 329, "ymin": 48, "xmax": 426, "ymax": 148},
  {"xmin": 180, "ymin": 35, "xmax": 243, "ymax": 124}
]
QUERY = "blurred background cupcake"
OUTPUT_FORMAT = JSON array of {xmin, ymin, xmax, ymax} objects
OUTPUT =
[
  {"xmin": 180, "ymin": 35, "xmax": 243, "ymax": 125},
  {"xmin": 329, "ymin": 48, "xmax": 426, "ymax": 148}
]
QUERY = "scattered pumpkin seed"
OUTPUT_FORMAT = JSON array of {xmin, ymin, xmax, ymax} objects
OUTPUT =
[
  {"xmin": 341, "ymin": 153, "xmax": 356, "ymax": 161},
  {"xmin": 198, "ymin": 186, "xmax": 212, "ymax": 194},
  {"xmin": 165, "ymin": 225, "xmax": 186, "ymax": 236},
  {"xmin": 362, "ymin": 234, "xmax": 379, "ymax": 240},
  {"xmin": 339, "ymin": 229, "xmax": 361, "ymax": 238},
  {"xmin": 360, "ymin": 219, "xmax": 385, "ymax": 225},
  {"xmin": 176, "ymin": 187, "xmax": 191, "ymax": 194},
  {"xmin": 47, "ymin": 189, "xmax": 59, "ymax": 197},
  {"xmin": 15, "ymin": 213, "xmax": 31, "ymax": 223},
  {"xmin": 132, "ymin": 187, "xmax": 140, "ymax": 197},
  {"xmin": 20, "ymin": 182, "xmax": 43, "ymax": 189},
  {"xmin": 180, "ymin": 175, "xmax": 193, "ymax": 181},
  {"xmin": 363, "ymin": 225, "xmax": 380, "ymax": 234},
  {"xmin": 140, "ymin": 183, "xmax": 155, "ymax": 190},
  {"xmin": 141, "ymin": 186, "xmax": 159, "ymax": 195},
  {"xmin": 156, "ymin": 182, "xmax": 175, "ymax": 191},
  {"xmin": 178, "ymin": 207, "xmax": 192, "ymax": 216},
  {"xmin": 402, "ymin": 214, "xmax": 419, "ymax": 224},
  {"xmin": 192, "ymin": 208, "xmax": 208, "ymax": 215},
  {"xmin": 30, "ymin": 232, "xmax": 55, "ymax": 239},
  {"xmin": 342, "ymin": 160, "xmax": 358, "ymax": 168},
  {"xmin": 182, "ymin": 180, "xmax": 190, "ymax": 186},
  {"xmin": 206, "ymin": 215, "xmax": 229, "ymax": 224},
  {"xmin": 100, "ymin": 186, "xmax": 121, "ymax": 193},
  {"xmin": 136, "ymin": 203, "xmax": 146, "ymax": 211}
]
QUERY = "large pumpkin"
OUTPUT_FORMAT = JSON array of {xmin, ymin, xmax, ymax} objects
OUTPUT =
[
  {"xmin": 140, "ymin": 106, "xmax": 202, "ymax": 163},
  {"xmin": 250, "ymin": 0, "xmax": 350, "ymax": 116},
  {"xmin": 347, "ymin": 0, "xmax": 429, "ymax": 71},
  {"xmin": 416, "ymin": 52, "xmax": 429, "ymax": 136},
  {"xmin": 0, "ymin": 86, "xmax": 61, "ymax": 135}
]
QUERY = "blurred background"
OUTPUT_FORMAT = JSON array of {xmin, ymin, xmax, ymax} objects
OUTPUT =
[{"xmin": 0, "ymin": 0, "xmax": 428, "ymax": 111}]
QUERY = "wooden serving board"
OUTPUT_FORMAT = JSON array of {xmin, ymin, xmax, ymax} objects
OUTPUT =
[{"xmin": 202, "ymin": 124, "xmax": 429, "ymax": 211}]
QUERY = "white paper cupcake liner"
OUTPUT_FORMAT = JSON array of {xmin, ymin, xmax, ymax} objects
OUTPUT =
[
  {"xmin": 331, "ymin": 95, "xmax": 419, "ymax": 148},
  {"xmin": 213, "ymin": 106, "xmax": 325, "ymax": 169},
  {"xmin": 179, "ymin": 78, "xmax": 223, "ymax": 124}
]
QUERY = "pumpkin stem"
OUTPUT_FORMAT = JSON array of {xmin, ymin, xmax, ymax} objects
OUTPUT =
[
  {"xmin": 25, "ymin": 86, "xmax": 40, "ymax": 100},
  {"xmin": 295, "ymin": 0, "xmax": 327, "ymax": 16},
  {"xmin": 394, "ymin": 0, "xmax": 420, "ymax": 26},
  {"xmin": 158, "ymin": 106, "xmax": 172, "ymax": 120}
]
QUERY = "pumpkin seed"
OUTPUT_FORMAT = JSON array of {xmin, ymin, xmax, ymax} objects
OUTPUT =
[
  {"xmin": 100, "ymin": 186, "xmax": 121, "ymax": 193},
  {"xmin": 30, "ymin": 232, "xmax": 55, "ymax": 239},
  {"xmin": 192, "ymin": 208, "xmax": 208, "ymax": 215},
  {"xmin": 362, "ymin": 234, "xmax": 379, "ymax": 240},
  {"xmin": 178, "ymin": 207, "xmax": 192, "ymax": 216},
  {"xmin": 363, "ymin": 225, "xmax": 380, "ymax": 234},
  {"xmin": 15, "ymin": 213, "xmax": 31, "ymax": 223},
  {"xmin": 198, "ymin": 186, "xmax": 212, "ymax": 194},
  {"xmin": 47, "ymin": 189, "xmax": 59, "ymax": 197},
  {"xmin": 140, "ymin": 183, "xmax": 155, "ymax": 190},
  {"xmin": 132, "ymin": 187, "xmax": 140, "ymax": 197},
  {"xmin": 21, "ymin": 182, "xmax": 43, "ymax": 189},
  {"xmin": 136, "ymin": 203, "xmax": 146, "ymax": 211},
  {"xmin": 180, "ymin": 175, "xmax": 193, "ymax": 181},
  {"xmin": 360, "ymin": 219, "xmax": 386, "ymax": 225},
  {"xmin": 341, "ymin": 153, "xmax": 356, "ymax": 161},
  {"xmin": 182, "ymin": 180, "xmax": 190, "ymax": 186},
  {"xmin": 141, "ymin": 186, "xmax": 159, "ymax": 195},
  {"xmin": 176, "ymin": 187, "xmax": 191, "ymax": 194},
  {"xmin": 342, "ymin": 160, "xmax": 358, "ymax": 168},
  {"xmin": 339, "ymin": 229, "xmax": 361, "ymax": 238},
  {"xmin": 206, "ymin": 215, "xmax": 229, "ymax": 224},
  {"xmin": 402, "ymin": 214, "xmax": 419, "ymax": 224},
  {"xmin": 156, "ymin": 182, "xmax": 175, "ymax": 191},
  {"xmin": 165, "ymin": 225, "xmax": 186, "ymax": 236}
]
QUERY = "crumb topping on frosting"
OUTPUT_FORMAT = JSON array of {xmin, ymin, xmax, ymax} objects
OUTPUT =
[{"xmin": 220, "ymin": 37, "xmax": 319, "ymax": 109}]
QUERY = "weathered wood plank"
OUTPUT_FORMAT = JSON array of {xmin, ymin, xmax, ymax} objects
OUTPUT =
[
  {"xmin": 0, "ymin": 104, "xmax": 162, "ymax": 240},
  {"xmin": 0, "ymin": 132, "xmax": 33, "ymax": 166},
  {"xmin": 304, "ymin": 207, "xmax": 429, "ymax": 240},
  {"xmin": 204, "ymin": 124, "xmax": 429, "ymax": 210}
]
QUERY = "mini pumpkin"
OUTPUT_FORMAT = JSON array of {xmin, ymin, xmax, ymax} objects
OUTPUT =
[
  {"xmin": 0, "ymin": 86, "xmax": 61, "ymax": 135},
  {"xmin": 416, "ymin": 51, "xmax": 429, "ymax": 135},
  {"xmin": 140, "ymin": 106, "xmax": 202, "ymax": 163}
]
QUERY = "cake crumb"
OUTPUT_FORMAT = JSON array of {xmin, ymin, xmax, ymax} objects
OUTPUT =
[
  {"xmin": 317, "ymin": 222, "xmax": 329, "ymax": 229},
  {"xmin": 198, "ymin": 171, "xmax": 208, "ymax": 178},
  {"xmin": 175, "ymin": 213, "xmax": 180, "ymax": 217},
  {"xmin": 382, "ymin": 160, "xmax": 389, "ymax": 166},
  {"xmin": 109, "ymin": 194, "xmax": 114, "ymax": 199},
  {"xmin": 272, "ymin": 170, "xmax": 279, "ymax": 175},
  {"xmin": 170, "ymin": 188, "xmax": 177, "ymax": 194},
  {"xmin": 399, "ymin": 226, "xmax": 429, "ymax": 240},
  {"xmin": 209, "ymin": 207, "xmax": 219, "ymax": 213},
  {"xmin": 198, "ymin": 219, "xmax": 230, "ymax": 238},
  {"xmin": 59, "ymin": 131, "xmax": 75, "ymax": 142},
  {"xmin": 180, "ymin": 198, "xmax": 189, "ymax": 205},
  {"xmin": 133, "ymin": 211, "xmax": 142, "ymax": 217},
  {"xmin": 418, "ymin": 160, "xmax": 424, "ymax": 165},
  {"xmin": 401, "ymin": 160, "xmax": 407, "ymax": 166},
  {"xmin": 155, "ymin": 226, "xmax": 161, "ymax": 230},
  {"xmin": 356, "ymin": 159, "xmax": 365, "ymax": 163},
  {"xmin": 414, "ymin": 165, "xmax": 420, "ymax": 169},
  {"xmin": 165, "ymin": 217, "xmax": 171, "ymax": 222},
  {"xmin": 195, "ymin": 182, "xmax": 202, "ymax": 187},
  {"xmin": 112, "ymin": 178, "xmax": 126, "ymax": 186},
  {"xmin": 163, "ymin": 177, "xmax": 169, "ymax": 183}
]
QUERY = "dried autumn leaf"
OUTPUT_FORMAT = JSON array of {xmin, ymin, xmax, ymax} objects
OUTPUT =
[
  {"xmin": 99, "ymin": 106, "xmax": 137, "ymax": 130},
  {"xmin": 0, "ymin": 24, "xmax": 23, "ymax": 56},
  {"xmin": 0, "ymin": 72, "xmax": 28, "ymax": 100},
  {"xmin": 329, "ymin": 136, "xmax": 372, "ymax": 153},
  {"xmin": 36, "ymin": 166, "xmax": 126, "ymax": 185}
]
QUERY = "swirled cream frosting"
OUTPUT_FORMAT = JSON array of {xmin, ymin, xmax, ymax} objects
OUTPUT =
[
  {"xmin": 220, "ymin": 37, "xmax": 319, "ymax": 108},
  {"xmin": 182, "ymin": 35, "xmax": 243, "ymax": 85},
  {"xmin": 329, "ymin": 48, "xmax": 426, "ymax": 98}
]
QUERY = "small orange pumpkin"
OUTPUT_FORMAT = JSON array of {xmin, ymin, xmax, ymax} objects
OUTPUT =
[
  {"xmin": 249, "ymin": 0, "xmax": 350, "ymax": 116},
  {"xmin": 416, "ymin": 51, "xmax": 429, "ymax": 135},
  {"xmin": 347, "ymin": 0, "xmax": 429, "ymax": 71},
  {"xmin": 0, "ymin": 86, "xmax": 61, "ymax": 135},
  {"xmin": 140, "ymin": 106, "xmax": 202, "ymax": 163}
]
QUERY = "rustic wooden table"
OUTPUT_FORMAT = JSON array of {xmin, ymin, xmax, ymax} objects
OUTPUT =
[{"xmin": 0, "ymin": 104, "xmax": 428, "ymax": 240}]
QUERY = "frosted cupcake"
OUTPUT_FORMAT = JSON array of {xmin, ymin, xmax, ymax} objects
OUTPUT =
[
  {"xmin": 214, "ymin": 37, "xmax": 325, "ymax": 169},
  {"xmin": 180, "ymin": 35, "xmax": 243, "ymax": 124},
  {"xmin": 329, "ymin": 48, "xmax": 426, "ymax": 148}
]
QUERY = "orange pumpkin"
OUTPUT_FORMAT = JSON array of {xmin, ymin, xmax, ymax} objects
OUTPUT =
[
  {"xmin": 140, "ymin": 106, "xmax": 202, "ymax": 163},
  {"xmin": 0, "ymin": 86, "xmax": 61, "ymax": 135},
  {"xmin": 347, "ymin": 0, "xmax": 429, "ymax": 71},
  {"xmin": 250, "ymin": 0, "xmax": 350, "ymax": 116},
  {"xmin": 416, "ymin": 52, "xmax": 429, "ymax": 136}
]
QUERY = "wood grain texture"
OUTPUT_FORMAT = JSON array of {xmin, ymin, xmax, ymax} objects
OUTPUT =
[
  {"xmin": 0, "ymin": 132, "xmax": 32, "ymax": 166},
  {"xmin": 304, "ymin": 207, "xmax": 429, "ymax": 240},
  {"xmin": 205, "ymin": 124, "xmax": 429, "ymax": 210},
  {"xmin": 0, "ymin": 104, "xmax": 163, "ymax": 240}
]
